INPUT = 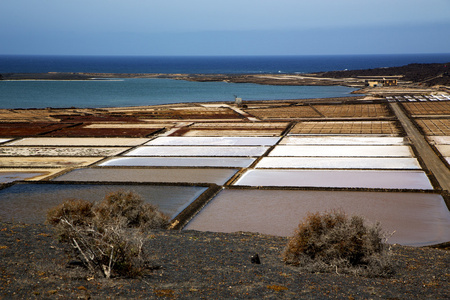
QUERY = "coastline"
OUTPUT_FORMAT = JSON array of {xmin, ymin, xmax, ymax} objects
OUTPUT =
[
  {"xmin": 0, "ymin": 72, "xmax": 359, "ymax": 87},
  {"xmin": 0, "ymin": 62, "xmax": 449, "ymax": 298},
  {"xmin": 2, "ymin": 61, "xmax": 449, "ymax": 96}
]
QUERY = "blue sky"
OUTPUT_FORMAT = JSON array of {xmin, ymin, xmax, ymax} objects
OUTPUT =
[{"xmin": 1, "ymin": 0, "xmax": 449, "ymax": 56}]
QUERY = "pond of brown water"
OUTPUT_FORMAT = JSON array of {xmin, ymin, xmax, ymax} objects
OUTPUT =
[{"xmin": 184, "ymin": 189, "xmax": 450, "ymax": 246}]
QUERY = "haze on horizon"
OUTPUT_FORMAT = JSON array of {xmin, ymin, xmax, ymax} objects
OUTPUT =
[{"xmin": 1, "ymin": 0, "xmax": 449, "ymax": 56}]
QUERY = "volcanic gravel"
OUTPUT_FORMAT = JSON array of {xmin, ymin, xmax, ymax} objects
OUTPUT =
[{"xmin": 0, "ymin": 222, "xmax": 448, "ymax": 299}]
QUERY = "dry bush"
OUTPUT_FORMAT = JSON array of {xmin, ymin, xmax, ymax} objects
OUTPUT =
[
  {"xmin": 283, "ymin": 210, "xmax": 394, "ymax": 277},
  {"xmin": 47, "ymin": 199, "xmax": 94, "ymax": 241},
  {"xmin": 95, "ymin": 190, "xmax": 169, "ymax": 231},
  {"xmin": 47, "ymin": 199, "xmax": 94, "ymax": 227},
  {"xmin": 46, "ymin": 190, "xmax": 169, "ymax": 278}
]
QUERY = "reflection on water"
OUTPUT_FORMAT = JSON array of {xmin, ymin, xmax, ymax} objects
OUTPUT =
[
  {"xmin": 184, "ymin": 189, "xmax": 450, "ymax": 246},
  {"xmin": 0, "ymin": 183, "xmax": 207, "ymax": 223}
]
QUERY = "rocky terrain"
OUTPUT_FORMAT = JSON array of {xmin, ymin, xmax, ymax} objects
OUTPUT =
[
  {"xmin": 1, "ymin": 222, "xmax": 449, "ymax": 299},
  {"xmin": 317, "ymin": 62, "xmax": 450, "ymax": 86},
  {"xmin": 2, "ymin": 62, "xmax": 449, "ymax": 88}
]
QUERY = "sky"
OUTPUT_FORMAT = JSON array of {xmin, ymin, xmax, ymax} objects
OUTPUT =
[{"xmin": 1, "ymin": 0, "xmax": 450, "ymax": 56}]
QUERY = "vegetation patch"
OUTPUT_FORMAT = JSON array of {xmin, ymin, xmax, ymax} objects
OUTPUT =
[
  {"xmin": 47, "ymin": 190, "xmax": 169, "ymax": 278},
  {"xmin": 283, "ymin": 210, "xmax": 394, "ymax": 277}
]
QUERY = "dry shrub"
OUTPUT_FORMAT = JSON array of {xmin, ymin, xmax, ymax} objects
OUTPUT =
[
  {"xmin": 47, "ymin": 198, "xmax": 94, "ymax": 226},
  {"xmin": 46, "ymin": 190, "xmax": 169, "ymax": 278},
  {"xmin": 283, "ymin": 210, "xmax": 394, "ymax": 277},
  {"xmin": 95, "ymin": 190, "xmax": 169, "ymax": 231}
]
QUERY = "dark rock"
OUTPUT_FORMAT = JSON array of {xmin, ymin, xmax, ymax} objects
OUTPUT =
[{"xmin": 251, "ymin": 253, "xmax": 261, "ymax": 264}]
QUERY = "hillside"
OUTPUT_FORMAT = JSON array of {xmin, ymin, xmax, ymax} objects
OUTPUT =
[{"xmin": 317, "ymin": 62, "xmax": 450, "ymax": 86}]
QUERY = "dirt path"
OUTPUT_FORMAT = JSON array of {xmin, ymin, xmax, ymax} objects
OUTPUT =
[{"xmin": 389, "ymin": 102, "xmax": 450, "ymax": 192}]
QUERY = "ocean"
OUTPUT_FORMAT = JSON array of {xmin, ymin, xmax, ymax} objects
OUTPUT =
[{"xmin": 1, "ymin": 54, "xmax": 450, "ymax": 109}]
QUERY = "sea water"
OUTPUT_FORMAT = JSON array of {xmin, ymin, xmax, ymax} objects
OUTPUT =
[
  {"xmin": 0, "ymin": 78, "xmax": 356, "ymax": 109},
  {"xmin": 1, "ymin": 54, "xmax": 450, "ymax": 109},
  {"xmin": 2, "ymin": 54, "xmax": 450, "ymax": 74}
]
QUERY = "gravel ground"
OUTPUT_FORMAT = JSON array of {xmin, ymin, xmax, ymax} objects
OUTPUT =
[{"xmin": 0, "ymin": 222, "xmax": 449, "ymax": 299}]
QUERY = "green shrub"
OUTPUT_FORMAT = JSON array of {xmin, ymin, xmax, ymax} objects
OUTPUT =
[
  {"xmin": 283, "ymin": 210, "xmax": 394, "ymax": 277},
  {"xmin": 46, "ymin": 190, "xmax": 169, "ymax": 278}
]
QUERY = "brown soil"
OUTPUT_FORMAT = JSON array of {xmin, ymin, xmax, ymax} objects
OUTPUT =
[
  {"xmin": 0, "ymin": 123, "xmax": 75, "ymax": 137},
  {"xmin": 44, "ymin": 125, "xmax": 164, "ymax": 138},
  {"xmin": 289, "ymin": 121, "xmax": 401, "ymax": 135},
  {"xmin": 244, "ymin": 103, "xmax": 393, "ymax": 120},
  {"xmin": 415, "ymin": 119, "xmax": 450, "ymax": 136},
  {"xmin": 0, "ymin": 222, "xmax": 448, "ymax": 299},
  {"xmin": 402, "ymin": 102, "xmax": 450, "ymax": 116}
]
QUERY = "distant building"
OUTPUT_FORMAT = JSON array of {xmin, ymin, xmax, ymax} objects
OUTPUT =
[
  {"xmin": 366, "ymin": 81, "xmax": 383, "ymax": 87},
  {"xmin": 234, "ymin": 96, "xmax": 242, "ymax": 106},
  {"xmin": 362, "ymin": 77, "xmax": 398, "ymax": 87},
  {"xmin": 382, "ymin": 79, "xmax": 398, "ymax": 86}
]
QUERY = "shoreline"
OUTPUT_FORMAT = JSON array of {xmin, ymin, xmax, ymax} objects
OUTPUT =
[
  {"xmin": 0, "ymin": 72, "xmax": 360, "ymax": 86},
  {"xmin": 2, "ymin": 59, "xmax": 449, "ymax": 96},
  {"xmin": 1, "ymin": 61, "xmax": 449, "ymax": 298}
]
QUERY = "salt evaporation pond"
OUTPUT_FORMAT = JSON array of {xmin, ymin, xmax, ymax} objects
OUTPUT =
[
  {"xmin": 0, "ymin": 157, "xmax": 104, "ymax": 168},
  {"xmin": 234, "ymin": 169, "xmax": 433, "ymax": 189},
  {"xmin": 428, "ymin": 136, "xmax": 450, "ymax": 145},
  {"xmin": 0, "ymin": 172, "xmax": 47, "ymax": 183},
  {"xmin": 99, "ymin": 157, "xmax": 255, "ymax": 168},
  {"xmin": 146, "ymin": 136, "xmax": 280, "ymax": 146},
  {"xmin": 182, "ymin": 129, "xmax": 283, "ymax": 137},
  {"xmin": 53, "ymin": 168, "xmax": 238, "ymax": 185},
  {"xmin": 0, "ymin": 183, "xmax": 207, "ymax": 223},
  {"xmin": 124, "ymin": 146, "xmax": 269, "ymax": 157},
  {"xmin": 268, "ymin": 145, "xmax": 413, "ymax": 157},
  {"xmin": 280, "ymin": 136, "xmax": 406, "ymax": 145},
  {"xmin": 0, "ymin": 169, "xmax": 64, "ymax": 182},
  {"xmin": 0, "ymin": 147, "xmax": 129, "ymax": 157},
  {"xmin": 6, "ymin": 137, "xmax": 150, "ymax": 146},
  {"xmin": 255, "ymin": 157, "xmax": 421, "ymax": 169},
  {"xmin": 184, "ymin": 189, "xmax": 450, "ymax": 246},
  {"xmin": 436, "ymin": 145, "xmax": 450, "ymax": 156}
]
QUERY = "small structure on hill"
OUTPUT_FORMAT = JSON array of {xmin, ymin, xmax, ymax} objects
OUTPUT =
[{"xmin": 360, "ymin": 76, "xmax": 400, "ymax": 87}]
